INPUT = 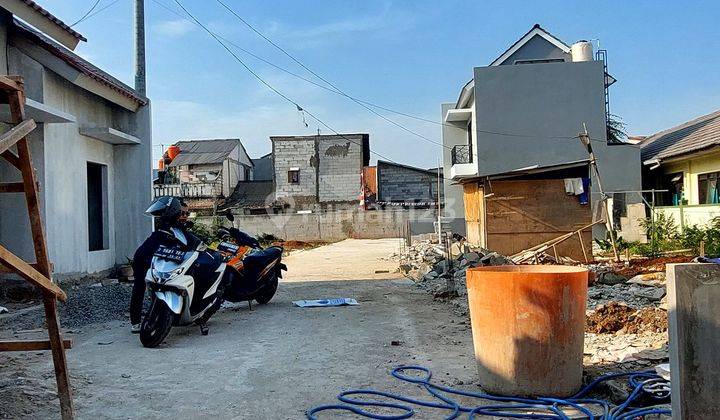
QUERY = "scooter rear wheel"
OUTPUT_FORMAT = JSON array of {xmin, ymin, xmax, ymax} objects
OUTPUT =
[
  {"xmin": 254, "ymin": 275, "xmax": 278, "ymax": 305},
  {"xmin": 140, "ymin": 298, "xmax": 174, "ymax": 348}
]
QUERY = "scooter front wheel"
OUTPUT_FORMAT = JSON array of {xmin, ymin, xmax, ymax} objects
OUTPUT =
[{"xmin": 140, "ymin": 298, "xmax": 174, "ymax": 348}]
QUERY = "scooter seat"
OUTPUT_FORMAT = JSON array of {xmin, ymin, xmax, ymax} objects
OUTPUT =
[{"xmin": 243, "ymin": 247, "xmax": 282, "ymax": 269}]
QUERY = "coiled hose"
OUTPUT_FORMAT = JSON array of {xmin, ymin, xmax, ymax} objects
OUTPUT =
[{"xmin": 306, "ymin": 365, "xmax": 671, "ymax": 419}]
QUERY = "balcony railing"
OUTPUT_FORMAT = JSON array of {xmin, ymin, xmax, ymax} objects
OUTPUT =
[
  {"xmin": 153, "ymin": 182, "xmax": 221, "ymax": 199},
  {"xmin": 451, "ymin": 144, "xmax": 472, "ymax": 165}
]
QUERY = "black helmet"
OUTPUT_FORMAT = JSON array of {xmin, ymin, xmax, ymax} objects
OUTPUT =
[{"xmin": 146, "ymin": 196, "xmax": 184, "ymax": 226}]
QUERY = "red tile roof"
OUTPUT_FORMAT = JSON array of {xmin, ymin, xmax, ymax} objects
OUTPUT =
[
  {"xmin": 13, "ymin": 20, "xmax": 147, "ymax": 105},
  {"xmin": 19, "ymin": 0, "xmax": 86, "ymax": 42}
]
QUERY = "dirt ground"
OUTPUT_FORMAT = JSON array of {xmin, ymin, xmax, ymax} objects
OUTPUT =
[
  {"xmin": 281, "ymin": 238, "xmax": 405, "ymax": 281},
  {"xmin": 1, "ymin": 279, "xmax": 477, "ymax": 419}
]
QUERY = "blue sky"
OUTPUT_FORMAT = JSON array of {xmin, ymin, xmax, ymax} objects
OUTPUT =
[{"xmin": 43, "ymin": 0, "xmax": 720, "ymax": 167}]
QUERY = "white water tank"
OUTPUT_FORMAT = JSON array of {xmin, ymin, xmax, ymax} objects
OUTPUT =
[{"xmin": 571, "ymin": 40, "xmax": 594, "ymax": 62}]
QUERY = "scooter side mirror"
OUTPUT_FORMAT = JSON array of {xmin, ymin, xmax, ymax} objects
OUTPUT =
[{"xmin": 224, "ymin": 210, "xmax": 235, "ymax": 222}]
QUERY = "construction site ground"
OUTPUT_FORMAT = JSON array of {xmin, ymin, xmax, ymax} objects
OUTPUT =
[{"xmin": 1, "ymin": 239, "xmax": 672, "ymax": 418}]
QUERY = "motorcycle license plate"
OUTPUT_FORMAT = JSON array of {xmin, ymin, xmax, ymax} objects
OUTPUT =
[{"xmin": 154, "ymin": 246, "xmax": 185, "ymax": 262}]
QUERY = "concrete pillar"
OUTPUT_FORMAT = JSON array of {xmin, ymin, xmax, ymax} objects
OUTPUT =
[{"xmin": 667, "ymin": 263, "xmax": 720, "ymax": 419}]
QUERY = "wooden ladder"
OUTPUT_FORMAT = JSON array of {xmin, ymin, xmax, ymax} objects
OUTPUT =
[{"xmin": 0, "ymin": 75, "xmax": 74, "ymax": 419}]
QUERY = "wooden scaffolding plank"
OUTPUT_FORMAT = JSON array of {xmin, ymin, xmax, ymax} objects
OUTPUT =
[
  {"xmin": 0, "ymin": 119, "xmax": 36, "ymax": 155},
  {"xmin": 0, "ymin": 75, "xmax": 23, "ymax": 92},
  {"xmin": 43, "ymin": 296, "xmax": 74, "ymax": 420},
  {"xmin": 0, "ymin": 182, "xmax": 24, "ymax": 192},
  {"xmin": 1, "ymin": 77, "xmax": 74, "ymax": 419},
  {"xmin": 0, "ymin": 339, "xmax": 72, "ymax": 352},
  {"xmin": 1, "ymin": 150, "xmax": 20, "ymax": 168},
  {"xmin": 0, "ymin": 244, "xmax": 66, "ymax": 301}
]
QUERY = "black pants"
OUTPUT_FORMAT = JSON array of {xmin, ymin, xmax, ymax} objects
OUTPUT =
[{"xmin": 130, "ymin": 231, "xmax": 167, "ymax": 325}]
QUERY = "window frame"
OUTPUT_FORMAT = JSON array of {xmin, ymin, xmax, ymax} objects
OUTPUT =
[
  {"xmin": 698, "ymin": 171, "xmax": 720, "ymax": 205},
  {"xmin": 288, "ymin": 169, "xmax": 300, "ymax": 184}
]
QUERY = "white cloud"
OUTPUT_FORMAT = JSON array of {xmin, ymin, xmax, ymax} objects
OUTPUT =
[{"xmin": 152, "ymin": 19, "xmax": 195, "ymax": 37}]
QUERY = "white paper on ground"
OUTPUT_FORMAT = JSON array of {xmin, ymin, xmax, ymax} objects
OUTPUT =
[{"xmin": 293, "ymin": 298, "xmax": 359, "ymax": 308}]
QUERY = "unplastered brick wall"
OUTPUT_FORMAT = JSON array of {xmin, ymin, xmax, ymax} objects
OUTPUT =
[
  {"xmin": 318, "ymin": 136, "xmax": 363, "ymax": 202},
  {"xmin": 377, "ymin": 162, "xmax": 442, "ymax": 203},
  {"xmin": 272, "ymin": 138, "xmax": 316, "ymax": 201}
]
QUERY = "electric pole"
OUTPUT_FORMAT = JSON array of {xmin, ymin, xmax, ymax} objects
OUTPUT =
[{"xmin": 134, "ymin": 0, "xmax": 146, "ymax": 96}]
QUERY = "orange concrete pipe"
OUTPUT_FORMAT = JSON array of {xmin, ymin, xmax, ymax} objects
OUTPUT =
[{"xmin": 466, "ymin": 265, "xmax": 588, "ymax": 397}]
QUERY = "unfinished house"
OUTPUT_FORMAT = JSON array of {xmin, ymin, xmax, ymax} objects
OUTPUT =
[
  {"xmin": 375, "ymin": 160, "xmax": 443, "ymax": 208},
  {"xmin": 0, "ymin": 3, "xmax": 151, "ymax": 278},
  {"xmin": 641, "ymin": 109, "xmax": 720, "ymax": 229},
  {"xmin": 154, "ymin": 138, "xmax": 253, "ymax": 211},
  {"xmin": 270, "ymin": 134, "xmax": 370, "ymax": 210},
  {"xmin": 442, "ymin": 25, "xmax": 644, "ymax": 260}
]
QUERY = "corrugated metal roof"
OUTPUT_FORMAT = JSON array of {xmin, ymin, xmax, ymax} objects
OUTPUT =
[
  {"xmin": 169, "ymin": 139, "xmax": 240, "ymax": 166},
  {"xmin": 640, "ymin": 109, "xmax": 720, "ymax": 163},
  {"xmin": 221, "ymin": 181, "xmax": 275, "ymax": 210}
]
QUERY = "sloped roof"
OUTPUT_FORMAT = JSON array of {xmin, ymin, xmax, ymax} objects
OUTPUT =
[
  {"xmin": 169, "ymin": 139, "xmax": 241, "ymax": 167},
  {"xmin": 377, "ymin": 160, "xmax": 442, "ymax": 177},
  {"xmin": 640, "ymin": 109, "xmax": 720, "ymax": 163},
  {"xmin": 221, "ymin": 181, "xmax": 275, "ymax": 210},
  {"xmin": 16, "ymin": 0, "xmax": 86, "ymax": 42},
  {"xmin": 12, "ymin": 20, "xmax": 147, "ymax": 104},
  {"xmin": 490, "ymin": 24, "xmax": 571, "ymax": 66}
]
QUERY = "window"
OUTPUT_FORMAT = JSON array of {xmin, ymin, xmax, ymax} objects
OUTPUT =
[
  {"xmin": 698, "ymin": 171, "xmax": 720, "ymax": 204},
  {"xmin": 243, "ymin": 165, "xmax": 251, "ymax": 181},
  {"xmin": 514, "ymin": 58, "xmax": 565, "ymax": 65},
  {"xmin": 87, "ymin": 162, "xmax": 109, "ymax": 251},
  {"xmin": 288, "ymin": 169, "xmax": 300, "ymax": 184}
]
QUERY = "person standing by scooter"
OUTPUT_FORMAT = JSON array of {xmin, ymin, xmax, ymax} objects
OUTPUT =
[{"xmin": 129, "ymin": 196, "xmax": 190, "ymax": 333}]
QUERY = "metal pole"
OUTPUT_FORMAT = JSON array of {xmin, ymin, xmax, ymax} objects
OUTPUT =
[{"xmin": 134, "ymin": 0, "xmax": 147, "ymax": 96}]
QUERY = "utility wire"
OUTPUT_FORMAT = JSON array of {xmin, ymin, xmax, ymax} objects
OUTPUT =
[
  {"xmin": 214, "ymin": 0, "xmax": 606, "ymax": 144},
  {"xmin": 82, "ymin": 0, "xmax": 124, "ymax": 22},
  {"xmin": 156, "ymin": 0, "xmax": 604, "ymax": 145},
  {"xmin": 70, "ymin": 0, "xmax": 103, "ymax": 27},
  {"xmin": 170, "ymin": 0, "xmax": 409, "ymax": 169}
]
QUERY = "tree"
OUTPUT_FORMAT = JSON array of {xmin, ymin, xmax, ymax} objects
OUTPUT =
[{"xmin": 607, "ymin": 114, "xmax": 628, "ymax": 144}]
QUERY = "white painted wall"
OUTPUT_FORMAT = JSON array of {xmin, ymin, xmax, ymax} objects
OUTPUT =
[{"xmin": 42, "ymin": 70, "xmax": 118, "ymax": 275}]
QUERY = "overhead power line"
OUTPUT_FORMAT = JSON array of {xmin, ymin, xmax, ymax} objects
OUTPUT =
[
  {"xmin": 170, "ymin": 0, "xmax": 410, "ymax": 168},
  {"xmin": 70, "ymin": 0, "xmax": 103, "ymax": 27},
  {"xmin": 70, "ymin": 0, "xmax": 124, "ymax": 27},
  {"xmin": 156, "ymin": 0, "xmax": 601, "ymax": 147}
]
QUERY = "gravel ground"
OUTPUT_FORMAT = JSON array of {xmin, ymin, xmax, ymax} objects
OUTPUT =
[{"xmin": 4, "ymin": 283, "xmax": 136, "ymax": 331}]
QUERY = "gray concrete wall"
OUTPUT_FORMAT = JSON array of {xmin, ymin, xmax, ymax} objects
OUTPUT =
[
  {"xmin": 441, "ymin": 103, "xmax": 466, "ymax": 219},
  {"xmin": 377, "ymin": 161, "xmax": 442, "ymax": 203},
  {"xmin": 251, "ymin": 155, "xmax": 273, "ymax": 181},
  {"xmin": 0, "ymin": 37, "xmax": 152, "ymax": 276},
  {"xmin": 198, "ymin": 209, "xmax": 440, "ymax": 242},
  {"xmin": 472, "ymin": 61, "xmax": 642, "ymax": 236},
  {"xmin": 318, "ymin": 137, "xmax": 363, "ymax": 202},
  {"xmin": 499, "ymin": 35, "xmax": 570, "ymax": 65},
  {"xmin": 667, "ymin": 263, "xmax": 720, "ymax": 419},
  {"xmin": 272, "ymin": 138, "xmax": 316, "ymax": 204}
]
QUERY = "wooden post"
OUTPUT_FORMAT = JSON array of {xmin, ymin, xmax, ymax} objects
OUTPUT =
[
  {"xmin": 579, "ymin": 125, "xmax": 619, "ymax": 262},
  {"xmin": 577, "ymin": 231, "xmax": 589, "ymax": 263}
]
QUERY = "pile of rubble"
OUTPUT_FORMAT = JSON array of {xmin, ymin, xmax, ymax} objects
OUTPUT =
[{"xmin": 394, "ymin": 240, "xmax": 512, "ymax": 300}]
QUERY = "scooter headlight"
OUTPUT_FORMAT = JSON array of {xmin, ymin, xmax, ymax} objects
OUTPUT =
[{"xmin": 151, "ymin": 266, "xmax": 183, "ymax": 282}]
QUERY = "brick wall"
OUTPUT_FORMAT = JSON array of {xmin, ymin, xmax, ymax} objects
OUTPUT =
[
  {"xmin": 196, "ymin": 208, "xmax": 442, "ymax": 242},
  {"xmin": 272, "ymin": 135, "xmax": 366, "ymax": 206},
  {"xmin": 318, "ymin": 137, "xmax": 363, "ymax": 202},
  {"xmin": 377, "ymin": 161, "xmax": 443, "ymax": 203},
  {"xmin": 272, "ymin": 138, "xmax": 316, "ymax": 204}
]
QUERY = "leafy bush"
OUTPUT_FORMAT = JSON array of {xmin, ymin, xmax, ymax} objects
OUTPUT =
[
  {"xmin": 639, "ymin": 212, "xmax": 679, "ymax": 257},
  {"xmin": 188, "ymin": 217, "xmax": 223, "ymax": 243},
  {"xmin": 676, "ymin": 217, "xmax": 720, "ymax": 257}
]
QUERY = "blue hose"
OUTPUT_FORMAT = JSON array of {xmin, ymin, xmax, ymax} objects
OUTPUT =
[{"xmin": 306, "ymin": 366, "xmax": 671, "ymax": 419}]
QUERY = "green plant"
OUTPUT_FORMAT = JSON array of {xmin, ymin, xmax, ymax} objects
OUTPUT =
[
  {"xmin": 677, "ymin": 217, "xmax": 720, "ymax": 257},
  {"xmin": 640, "ymin": 212, "xmax": 679, "ymax": 257},
  {"xmin": 188, "ymin": 217, "xmax": 223, "ymax": 243},
  {"xmin": 594, "ymin": 230, "xmax": 635, "ymax": 254}
]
